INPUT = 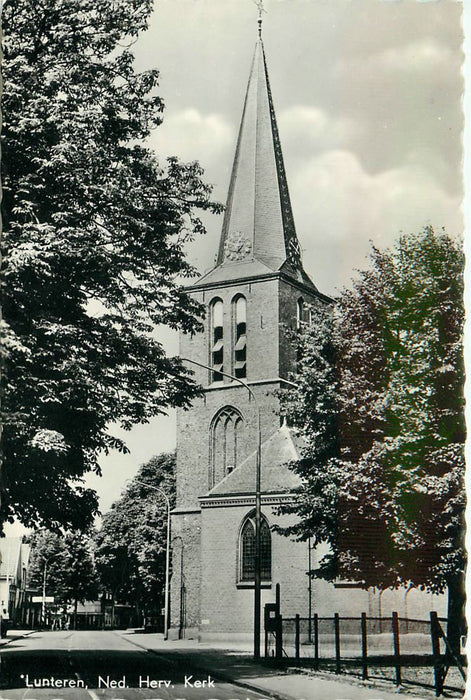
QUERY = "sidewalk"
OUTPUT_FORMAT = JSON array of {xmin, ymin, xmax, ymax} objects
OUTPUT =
[
  {"xmin": 0, "ymin": 629, "xmax": 35, "ymax": 648},
  {"xmin": 117, "ymin": 630, "xmax": 435, "ymax": 700}
]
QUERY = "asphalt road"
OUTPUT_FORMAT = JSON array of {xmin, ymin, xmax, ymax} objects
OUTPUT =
[{"xmin": 0, "ymin": 631, "xmax": 269, "ymax": 700}]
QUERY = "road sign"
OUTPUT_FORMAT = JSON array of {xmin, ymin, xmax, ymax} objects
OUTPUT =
[{"xmin": 32, "ymin": 596, "xmax": 54, "ymax": 603}]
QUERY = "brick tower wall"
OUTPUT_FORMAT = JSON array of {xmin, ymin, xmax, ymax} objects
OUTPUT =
[
  {"xmin": 169, "ymin": 510, "xmax": 201, "ymax": 638},
  {"xmin": 171, "ymin": 274, "xmax": 321, "ymax": 638},
  {"xmin": 278, "ymin": 277, "xmax": 322, "ymax": 379},
  {"xmin": 176, "ymin": 277, "xmax": 285, "ymax": 511}
]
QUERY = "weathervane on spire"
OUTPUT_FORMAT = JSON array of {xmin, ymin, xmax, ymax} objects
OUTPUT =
[{"xmin": 253, "ymin": 0, "xmax": 267, "ymax": 38}]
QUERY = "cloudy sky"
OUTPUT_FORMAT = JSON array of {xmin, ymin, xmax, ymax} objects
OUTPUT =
[
  {"xmin": 141, "ymin": 0, "xmax": 463, "ymax": 285},
  {"xmin": 69, "ymin": 0, "xmax": 467, "ymax": 517}
]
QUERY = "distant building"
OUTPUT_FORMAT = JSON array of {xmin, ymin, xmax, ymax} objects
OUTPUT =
[
  {"xmin": 0, "ymin": 537, "xmax": 31, "ymax": 625},
  {"xmin": 169, "ymin": 28, "xmax": 446, "ymax": 642}
]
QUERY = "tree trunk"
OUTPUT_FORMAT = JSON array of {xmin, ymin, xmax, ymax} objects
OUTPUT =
[
  {"xmin": 73, "ymin": 598, "xmax": 78, "ymax": 631},
  {"xmin": 446, "ymin": 572, "xmax": 466, "ymax": 657}
]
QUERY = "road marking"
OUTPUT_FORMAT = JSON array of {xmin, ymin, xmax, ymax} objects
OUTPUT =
[{"xmin": 76, "ymin": 669, "xmax": 99, "ymax": 700}]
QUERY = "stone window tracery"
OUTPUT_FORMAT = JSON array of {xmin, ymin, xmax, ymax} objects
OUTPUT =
[
  {"xmin": 210, "ymin": 406, "xmax": 245, "ymax": 487},
  {"xmin": 239, "ymin": 511, "xmax": 271, "ymax": 582}
]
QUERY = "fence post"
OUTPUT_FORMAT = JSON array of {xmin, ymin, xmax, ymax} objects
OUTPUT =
[
  {"xmin": 361, "ymin": 612, "xmax": 368, "ymax": 681},
  {"xmin": 295, "ymin": 614, "xmax": 300, "ymax": 659},
  {"xmin": 392, "ymin": 612, "xmax": 402, "ymax": 686},
  {"xmin": 430, "ymin": 611, "xmax": 443, "ymax": 697},
  {"xmin": 313, "ymin": 613, "xmax": 319, "ymax": 669},
  {"xmin": 275, "ymin": 614, "xmax": 283, "ymax": 661},
  {"xmin": 334, "ymin": 613, "xmax": 341, "ymax": 674}
]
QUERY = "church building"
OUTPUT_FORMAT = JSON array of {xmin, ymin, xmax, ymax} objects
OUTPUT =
[{"xmin": 169, "ymin": 25, "xmax": 445, "ymax": 642}]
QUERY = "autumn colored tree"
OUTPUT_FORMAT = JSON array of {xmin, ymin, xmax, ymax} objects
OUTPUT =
[
  {"xmin": 280, "ymin": 227, "xmax": 465, "ymax": 650},
  {"xmin": 1, "ymin": 0, "xmax": 220, "ymax": 532},
  {"xmin": 94, "ymin": 453, "xmax": 175, "ymax": 623}
]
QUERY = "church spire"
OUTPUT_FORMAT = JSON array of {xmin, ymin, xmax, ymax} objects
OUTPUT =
[{"xmin": 209, "ymin": 32, "xmax": 315, "ymax": 289}]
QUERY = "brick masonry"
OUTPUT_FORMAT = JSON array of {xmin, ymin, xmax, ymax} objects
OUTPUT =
[
  {"xmin": 170, "ymin": 272, "xmax": 322, "ymax": 638},
  {"xmin": 199, "ymin": 504, "xmax": 310, "ymax": 634},
  {"xmin": 170, "ymin": 274, "xmax": 446, "ymax": 639}
]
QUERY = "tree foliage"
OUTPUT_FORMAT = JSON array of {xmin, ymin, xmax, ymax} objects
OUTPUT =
[
  {"xmin": 1, "ymin": 0, "xmax": 221, "ymax": 532},
  {"xmin": 27, "ymin": 529, "xmax": 99, "ymax": 606},
  {"xmin": 94, "ymin": 452, "xmax": 175, "ymax": 617},
  {"xmin": 280, "ymin": 228, "xmax": 465, "ymax": 603}
]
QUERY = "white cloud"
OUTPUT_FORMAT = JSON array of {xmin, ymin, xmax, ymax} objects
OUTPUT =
[
  {"xmin": 148, "ymin": 108, "xmax": 233, "ymax": 173},
  {"xmin": 376, "ymin": 39, "xmax": 457, "ymax": 73},
  {"xmin": 292, "ymin": 149, "xmax": 462, "ymax": 293},
  {"xmin": 334, "ymin": 36, "xmax": 460, "ymax": 81},
  {"xmin": 279, "ymin": 106, "xmax": 359, "ymax": 155}
]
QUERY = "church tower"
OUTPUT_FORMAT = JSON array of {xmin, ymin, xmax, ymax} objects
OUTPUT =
[{"xmin": 169, "ymin": 27, "xmax": 330, "ymax": 641}]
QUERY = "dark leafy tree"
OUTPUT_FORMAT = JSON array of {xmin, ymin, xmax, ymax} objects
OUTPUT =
[
  {"xmin": 27, "ymin": 529, "xmax": 99, "ymax": 626},
  {"xmin": 280, "ymin": 227, "xmax": 465, "ymax": 651},
  {"xmin": 94, "ymin": 452, "xmax": 175, "ymax": 623},
  {"xmin": 1, "ymin": 0, "xmax": 221, "ymax": 532}
]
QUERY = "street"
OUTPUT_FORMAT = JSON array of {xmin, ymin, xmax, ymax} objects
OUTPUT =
[{"xmin": 0, "ymin": 631, "xmax": 269, "ymax": 700}]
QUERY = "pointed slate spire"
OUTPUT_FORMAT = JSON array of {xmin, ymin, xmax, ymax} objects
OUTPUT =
[
  {"xmin": 217, "ymin": 40, "xmax": 302, "ymax": 272},
  {"xmin": 197, "ymin": 37, "xmax": 317, "ymax": 290}
]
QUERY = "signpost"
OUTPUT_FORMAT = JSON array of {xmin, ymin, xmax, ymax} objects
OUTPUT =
[{"xmin": 32, "ymin": 596, "xmax": 54, "ymax": 603}]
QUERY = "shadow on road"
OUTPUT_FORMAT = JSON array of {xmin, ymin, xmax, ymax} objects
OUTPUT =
[{"xmin": 1, "ymin": 648, "xmax": 182, "ymax": 690}]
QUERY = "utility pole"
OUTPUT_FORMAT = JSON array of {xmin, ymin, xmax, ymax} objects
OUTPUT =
[{"xmin": 41, "ymin": 554, "xmax": 59, "ymax": 627}]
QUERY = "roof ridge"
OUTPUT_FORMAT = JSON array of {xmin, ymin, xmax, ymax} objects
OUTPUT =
[{"xmin": 205, "ymin": 423, "xmax": 302, "ymax": 497}]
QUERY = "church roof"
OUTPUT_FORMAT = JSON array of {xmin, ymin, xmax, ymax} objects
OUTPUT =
[
  {"xmin": 194, "ymin": 39, "xmax": 317, "ymax": 291},
  {"xmin": 205, "ymin": 422, "xmax": 304, "ymax": 497}
]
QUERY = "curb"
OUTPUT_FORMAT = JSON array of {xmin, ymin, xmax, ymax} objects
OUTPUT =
[
  {"xmin": 115, "ymin": 633, "xmax": 299, "ymax": 700},
  {"xmin": 116, "ymin": 633, "xmax": 441, "ymax": 700},
  {"xmin": 0, "ymin": 630, "xmax": 36, "ymax": 649}
]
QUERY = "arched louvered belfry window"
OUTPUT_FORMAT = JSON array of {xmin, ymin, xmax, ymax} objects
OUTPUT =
[
  {"xmin": 210, "ymin": 406, "xmax": 245, "ymax": 487},
  {"xmin": 239, "ymin": 511, "xmax": 271, "ymax": 582},
  {"xmin": 296, "ymin": 297, "xmax": 304, "ymax": 330},
  {"xmin": 233, "ymin": 295, "xmax": 247, "ymax": 378},
  {"xmin": 210, "ymin": 298, "xmax": 224, "ymax": 382}
]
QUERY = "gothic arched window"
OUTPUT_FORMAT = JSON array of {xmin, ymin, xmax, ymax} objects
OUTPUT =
[
  {"xmin": 239, "ymin": 512, "xmax": 271, "ymax": 582},
  {"xmin": 210, "ymin": 406, "xmax": 245, "ymax": 487},
  {"xmin": 210, "ymin": 298, "xmax": 224, "ymax": 382},
  {"xmin": 233, "ymin": 295, "xmax": 247, "ymax": 379}
]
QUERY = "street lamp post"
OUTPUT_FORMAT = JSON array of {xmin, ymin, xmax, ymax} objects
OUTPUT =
[
  {"xmin": 308, "ymin": 538, "xmax": 312, "ymax": 641},
  {"xmin": 181, "ymin": 357, "xmax": 263, "ymax": 659},
  {"xmin": 171, "ymin": 536, "xmax": 185, "ymax": 639},
  {"xmin": 133, "ymin": 479, "xmax": 171, "ymax": 641},
  {"xmin": 180, "ymin": 359, "xmax": 301, "ymax": 658}
]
